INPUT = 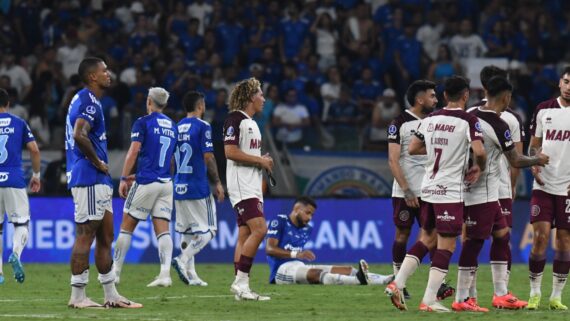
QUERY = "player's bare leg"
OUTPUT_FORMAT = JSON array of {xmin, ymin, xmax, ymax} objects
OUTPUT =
[
  {"xmin": 96, "ymin": 211, "xmax": 142, "ymax": 308},
  {"xmin": 68, "ymin": 220, "xmax": 102, "ymax": 308},
  {"xmin": 0, "ymin": 224, "xmax": 4, "ymax": 284},
  {"xmin": 231, "ymin": 217, "xmax": 270, "ymax": 301},
  {"xmin": 490, "ymin": 227, "xmax": 526, "ymax": 309},
  {"xmin": 528, "ymin": 221, "xmax": 551, "ymax": 309},
  {"xmin": 550, "ymin": 228, "xmax": 570, "ymax": 310},
  {"xmin": 113, "ymin": 213, "xmax": 139, "ymax": 284},
  {"xmin": 146, "ymin": 218, "xmax": 172, "ymax": 287}
]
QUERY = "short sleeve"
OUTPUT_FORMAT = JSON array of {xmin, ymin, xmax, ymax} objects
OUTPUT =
[
  {"xmin": 22, "ymin": 122, "xmax": 35, "ymax": 144},
  {"xmin": 467, "ymin": 116, "xmax": 483, "ymax": 142},
  {"xmin": 223, "ymin": 113, "xmax": 242, "ymax": 146},
  {"xmin": 529, "ymin": 106, "xmax": 543, "ymax": 137},
  {"xmin": 266, "ymin": 217, "xmax": 284, "ymax": 240},
  {"xmin": 387, "ymin": 117, "xmax": 402, "ymax": 144},
  {"xmin": 496, "ymin": 123, "xmax": 515, "ymax": 152},
  {"xmin": 76, "ymin": 102, "xmax": 99, "ymax": 128},
  {"xmin": 202, "ymin": 123, "xmax": 214, "ymax": 153},
  {"xmin": 414, "ymin": 119, "xmax": 426, "ymax": 142},
  {"xmin": 130, "ymin": 119, "xmax": 145, "ymax": 143}
]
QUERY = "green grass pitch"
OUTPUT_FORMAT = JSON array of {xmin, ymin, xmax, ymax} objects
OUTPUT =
[{"xmin": 0, "ymin": 263, "xmax": 568, "ymax": 320}]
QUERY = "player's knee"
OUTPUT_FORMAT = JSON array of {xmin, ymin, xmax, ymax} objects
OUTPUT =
[
  {"xmin": 251, "ymin": 224, "xmax": 267, "ymax": 240},
  {"xmin": 533, "ymin": 231, "xmax": 550, "ymax": 248},
  {"xmin": 306, "ymin": 269, "xmax": 322, "ymax": 284},
  {"xmin": 395, "ymin": 227, "xmax": 411, "ymax": 242}
]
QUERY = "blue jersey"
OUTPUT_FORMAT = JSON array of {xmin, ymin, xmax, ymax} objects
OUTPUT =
[
  {"xmin": 130, "ymin": 112, "xmax": 177, "ymax": 185},
  {"xmin": 266, "ymin": 214, "xmax": 313, "ymax": 284},
  {"xmin": 0, "ymin": 113, "xmax": 35, "ymax": 188},
  {"xmin": 174, "ymin": 117, "xmax": 214, "ymax": 200},
  {"xmin": 65, "ymin": 88, "xmax": 112, "ymax": 188}
]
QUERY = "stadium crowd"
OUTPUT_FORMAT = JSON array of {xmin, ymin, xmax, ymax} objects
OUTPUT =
[{"xmin": 1, "ymin": 0, "xmax": 569, "ymax": 152}]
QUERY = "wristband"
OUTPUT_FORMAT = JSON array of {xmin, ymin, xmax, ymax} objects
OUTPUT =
[
  {"xmin": 32, "ymin": 172, "xmax": 40, "ymax": 179},
  {"xmin": 120, "ymin": 176, "xmax": 128, "ymax": 181},
  {"xmin": 290, "ymin": 250, "xmax": 298, "ymax": 259}
]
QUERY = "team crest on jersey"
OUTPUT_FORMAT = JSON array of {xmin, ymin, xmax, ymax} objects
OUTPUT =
[
  {"xmin": 531, "ymin": 205, "xmax": 541, "ymax": 217},
  {"xmin": 427, "ymin": 123, "xmax": 434, "ymax": 132},
  {"xmin": 388, "ymin": 125, "xmax": 397, "ymax": 135},
  {"xmin": 398, "ymin": 210, "xmax": 410, "ymax": 222},
  {"xmin": 86, "ymin": 105, "xmax": 96, "ymax": 114},
  {"xmin": 157, "ymin": 119, "xmax": 172, "ymax": 128},
  {"xmin": 0, "ymin": 118, "xmax": 12, "ymax": 127},
  {"xmin": 504, "ymin": 129, "xmax": 511, "ymax": 140},
  {"xmin": 205, "ymin": 130, "xmax": 211, "ymax": 139}
]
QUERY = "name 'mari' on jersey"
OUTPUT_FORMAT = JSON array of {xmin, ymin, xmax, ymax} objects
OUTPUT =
[
  {"xmin": 130, "ymin": 112, "xmax": 177, "ymax": 184},
  {"xmin": 65, "ymin": 88, "xmax": 112, "ymax": 188},
  {"xmin": 266, "ymin": 214, "xmax": 312, "ymax": 284},
  {"xmin": 0, "ymin": 113, "xmax": 35, "ymax": 188},
  {"xmin": 416, "ymin": 108, "xmax": 483, "ymax": 203},
  {"xmin": 174, "ymin": 116, "xmax": 213, "ymax": 199}
]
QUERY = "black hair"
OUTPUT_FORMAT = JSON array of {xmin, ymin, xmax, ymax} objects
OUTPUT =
[
  {"xmin": 561, "ymin": 66, "xmax": 570, "ymax": 78},
  {"xmin": 182, "ymin": 91, "xmax": 205, "ymax": 113},
  {"xmin": 295, "ymin": 196, "xmax": 317, "ymax": 209},
  {"xmin": 0, "ymin": 88, "xmax": 8, "ymax": 107},
  {"xmin": 486, "ymin": 76, "xmax": 513, "ymax": 98},
  {"xmin": 406, "ymin": 80, "xmax": 436, "ymax": 106},
  {"xmin": 444, "ymin": 75, "xmax": 470, "ymax": 102},
  {"xmin": 480, "ymin": 65, "xmax": 507, "ymax": 90},
  {"xmin": 78, "ymin": 57, "xmax": 104, "ymax": 84}
]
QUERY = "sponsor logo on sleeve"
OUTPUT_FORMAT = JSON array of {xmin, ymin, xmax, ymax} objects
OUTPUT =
[
  {"xmin": 224, "ymin": 126, "xmax": 235, "ymax": 141},
  {"xmin": 0, "ymin": 172, "xmax": 9, "ymax": 182},
  {"xmin": 131, "ymin": 132, "xmax": 140, "ymax": 138}
]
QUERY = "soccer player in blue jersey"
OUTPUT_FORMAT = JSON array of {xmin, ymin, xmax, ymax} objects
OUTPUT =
[
  {"xmin": 113, "ymin": 87, "xmax": 177, "ymax": 288},
  {"xmin": 171, "ymin": 91, "xmax": 225, "ymax": 287},
  {"xmin": 66, "ymin": 57, "xmax": 141, "ymax": 309},
  {"xmin": 0, "ymin": 88, "xmax": 40, "ymax": 285},
  {"xmin": 266, "ymin": 197, "xmax": 393, "ymax": 285}
]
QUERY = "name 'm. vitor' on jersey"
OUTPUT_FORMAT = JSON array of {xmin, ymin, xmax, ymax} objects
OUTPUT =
[
  {"xmin": 0, "ymin": 113, "xmax": 35, "ymax": 188},
  {"xmin": 174, "ymin": 117, "xmax": 213, "ymax": 199},
  {"xmin": 65, "ymin": 88, "xmax": 112, "ymax": 188}
]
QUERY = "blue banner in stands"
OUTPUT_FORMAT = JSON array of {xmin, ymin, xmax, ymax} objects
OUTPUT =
[{"xmin": 0, "ymin": 197, "xmax": 550, "ymax": 264}]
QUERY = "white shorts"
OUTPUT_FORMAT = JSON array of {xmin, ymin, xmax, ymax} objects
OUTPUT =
[
  {"xmin": 124, "ymin": 181, "xmax": 173, "ymax": 221},
  {"xmin": 0, "ymin": 187, "xmax": 30, "ymax": 225},
  {"xmin": 275, "ymin": 260, "xmax": 333, "ymax": 285},
  {"xmin": 175, "ymin": 194, "xmax": 217, "ymax": 234},
  {"xmin": 72, "ymin": 184, "xmax": 113, "ymax": 223}
]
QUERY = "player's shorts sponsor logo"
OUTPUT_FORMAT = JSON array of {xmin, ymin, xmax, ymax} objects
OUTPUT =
[
  {"xmin": 236, "ymin": 206, "xmax": 245, "ymax": 215},
  {"xmin": 175, "ymin": 184, "xmax": 188, "ymax": 194},
  {"xmin": 304, "ymin": 166, "xmax": 391, "ymax": 197},
  {"xmin": 0, "ymin": 172, "xmax": 9, "ymax": 182},
  {"xmin": 178, "ymin": 123, "xmax": 191, "ymax": 133},
  {"xmin": 464, "ymin": 216, "xmax": 477, "ymax": 226},
  {"xmin": 0, "ymin": 118, "xmax": 12, "ymax": 127},
  {"xmin": 205, "ymin": 130, "xmax": 212, "ymax": 139},
  {"xmin": 86, "ymin": 105, "xmax": 97, "ymax": 114},
  {"xmin": 531, "ymin": 205, "xmax": 541, "ymax": 217},
  {"xmin": 436, "ymin": 210, "xmax": 455, "ymax": 221},
  {"xmin": 135, "ymin": 206, "xmax": 152, "ymax": 214},
  {"xmin": 398, "ymin": 210, "xmax": 410, "ymax": 222},
  {"xmin": 501, "ymin": 207, "xmax": 511, "ymax": 216},
  {"xmin": 422, "ymin": 184, "xmax": 448, "ymax": 196}
]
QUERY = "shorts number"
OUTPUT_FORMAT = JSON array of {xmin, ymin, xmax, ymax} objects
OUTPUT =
[
  {"xmin": 158, "ymin": 136, "xmax": 171, "ymax": 167},
  {"xmin": 430, "ymin": 148, "xmax": 443, "ymax": 179},
  {"xmin": 0, "ymin": 135, "xmax": 8, "ymax": 164},
  {"xmin": 566, "ymin": 200, "xmax": 570, "ymax": 214},
  {"xmin": 175, "ymin": 143, "xmax": 193, "ymax": 174}
]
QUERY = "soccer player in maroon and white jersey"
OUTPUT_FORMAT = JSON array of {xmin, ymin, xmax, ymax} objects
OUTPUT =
[
  {"xmin": 387, "ymin": 80, "xmax": 453, "ymax": 300},
  {"xmin": 453, "ymin": 77, "xmax": 548, "ymax": 312},
  {"xmin": 386, "ymin": 76, "xmax": 487, "ymax": 312},
  {"xmin": 527, "ymin": 67, "xmax": 570, "ymax": 310},
  {"xmin": 223, "ymin": 78, "xmax": 274, "ymax": 301}
]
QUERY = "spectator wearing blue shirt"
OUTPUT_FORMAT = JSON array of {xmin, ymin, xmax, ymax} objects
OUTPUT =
[
  {"xmin": 247, "ymin": 14, "xmax": 277, "ymax": 64},
  {"xmin": 279, "ymin": 63, "xmax": 306, "ymax": 98},
  {"xmin": 350, "ymin": 43, "xmax": 384, "ymax": 82},
  {"xmin": 394, "ymin": 24, "xmax": 423, "ymax": 86},
  {"xmin": 299, "ymin": 54, "xmax": 325, "ymax": 86},
  {"xmin": 279, "ymin": 3, "xmax": 310, "ymax": 62},
  {"xmin": 190, "ymin": 48, "xmax": 213, "ymax": 76},
  {"xmin": 513, "ymin": 20, "xmax": 539, "ymax": 62},
  {"xmin": 353, "ymin": 67, "xmax": 383, "ymax": 110},
  {"xmin": 261, "ymin": 46, "xmax": 282, "ymax": 85},
  {"xmin": 373, "ymin": 0, "xmax": 399, "ymax": 29},
  {"xmin": 255, "ymin": 84, "xmax": 279, "ymax": 135},
  {"xmin": 167, "ymin": 1, "xmax": 189, "ymax": 37},
  {"xmin": 216, "ymin": 10, "xmax": 246, "ymax": 66},
  {"xmin": 485, "ymin": 20, "xmax": 513, "ymax": 58},
  {"xmin": 179, "ymin": 18, "xmax": 203, "ymax": 63}
]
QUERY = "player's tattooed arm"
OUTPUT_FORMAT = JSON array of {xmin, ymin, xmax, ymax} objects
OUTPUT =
[
  {"xmin": 504, "ymin": 148, "xmax": 549, "ymax": 168},
  {"xmin": 408, "ymin": 135, "xmax": 426, "ymax": 155},
  {"xmin": 204, "ymin": 152, "xmax": 225, "ymax": 202},
  {"xmin": 73, "ymin": 118, "xmax": 108, "ymax": 174},
  {"xmin": 528, "ymin": 136, "xmax": 546, "ymax": 186}
]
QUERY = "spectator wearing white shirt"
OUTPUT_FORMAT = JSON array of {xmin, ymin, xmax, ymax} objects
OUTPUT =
[
  {"xmin": 449, "ymin": 19, "xmax": 488, "ymax": 60},
  {"xmin": 56, "ymin": 30, "xmax": 88, "ymax": 81},
  {"xmin": 320, "ymin": 66, "xmax": 341, "ymax": 122},
  {"xmin": 416, "ymin": 11, "xmax": 444, "ymax": 61},
  {"xmin": 187, "ymin": 0, "xmax": 213, "ymax": 35},
  {"xmin": 0, "ymin": 51, "xmax": 31, "ymax": 100},
  {"xmin": 310, "ymin": 12, "xmax": 338, "ymax": 71},
  {"xmin": 272, "ymin": 88, "xmax": 310, "ymax": 147}
]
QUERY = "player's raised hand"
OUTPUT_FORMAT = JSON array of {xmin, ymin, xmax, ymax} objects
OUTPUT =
[
  {"xmin": 95, "ymin": 159, "xmax": 109, "ymax": 174},
  {"xmin": 259, "ymin": 153, "xmax": 274, "ymax": 171},
  {"xmin": 536, "ymin": 152, "xmax": 549, "ymax": 166},
  {"xmin": 214, "ymin": 182, "xmax": 225, "ymax": 202},
  {"xmin": 29, "ymin": 176, "xmax": 41, "ymax": 193},
  {"xmin": 464, "ymin": 165, "xmax": 481, "ymax": 184},
  {"xmin": 403, "ymin": 189, "xmax": 419, "ymax": 208},
  {"xmin": 531, "ymin": 166, "xmax": 545, "ymax": 186},
  {"xmin": 119, "ymin": 180, "xmax": 130, "ymax": 199},
  {"xmin": 298, "ymin": 250, "xmax": 316, "ymax": 261}
]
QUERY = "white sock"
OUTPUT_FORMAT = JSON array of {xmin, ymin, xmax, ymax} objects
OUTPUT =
[
  {"xmin": 0, "ymin": 231, "xmax": 3, "ymax": 274},
  {"xmin": 321, "ymin": 272, "xmax": 360, "ymax": 285},
  {"xmin": 368, "ymin": 272, "xmax": 392, "ymax": 285},
  {"xmin": 393, "ymin": 262, "xmax": 401, "ymax": 276},
  {"xmin": 469, "ymin": 267, "xmax": 478, "ymax": 298},
  {"xmin": 179, "ymin": 234, "xmax": 193, "ymax": 263},
  {"xmin": 394, "ymin": 255, "xmax": 420, "ymax": 289},
  {"xmin": 551, "ymin": 272, "xmax": 568, "ymax": 300},
  {"xmin": 530, "ymin": 272, "xmax": 543, "ymax": 297},
  {"xmin": 187, "ymin": 256, "xmax": 196, "ymax": 277},
  {"xmin": 181, "ymin": 232, "xmax": 213, "ymax": 265},
  {"xmin": 423, "ymin": 267, "xmax": 447, "ymax": 305},
  {"xmin": 70, "ymin": 269, "xmax": 89, "ymax": 302},
  {"xmin": 113, "ymin": 231, "xmax": 132, "ymax": 277},
  {"xmin": 157, "ymin": 232, "xmax": 173, "ymax": 277},
  {"xmin": 98, "ymin": 267, "xmax": 120, "ymax": 299},
  {"xmin": 235, "ymin": 270, "xmax": 249, "ymax": 285},
  {"xmin": 491, "ymin": 261, "xmax": 508, "ymax": 296},
  {"xmin": 506, "ymin": 269, "xmax": 511, "ymax": 288},
  {"xmin": 12, "ymin": 225, "xmax": 28, "ymax": 259},
  {"xmin": 456, "ymin": 267, "xmax": 475, "ymax": 302}
]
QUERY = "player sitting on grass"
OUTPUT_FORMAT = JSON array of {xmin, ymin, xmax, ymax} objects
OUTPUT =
[{"xmin": 266, "ymin": 196, "xmax": 393, "ymax": 285}]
